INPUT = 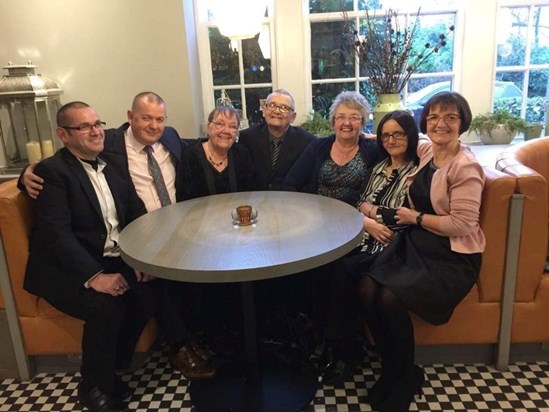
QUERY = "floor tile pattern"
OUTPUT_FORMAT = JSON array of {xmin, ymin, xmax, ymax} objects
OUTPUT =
[{"xmin": 1, "ymin": 347, "xmax": 548, "ymax": 412}]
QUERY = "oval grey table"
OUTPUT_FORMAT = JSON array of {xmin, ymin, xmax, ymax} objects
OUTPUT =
[{"xmin": 119, "ymin": 191, "xmax": 364, "ymax": 412}]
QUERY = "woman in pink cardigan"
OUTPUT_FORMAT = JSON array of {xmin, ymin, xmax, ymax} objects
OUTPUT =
[{"xmin": 352, "ymin": 92, "xmax": 485, "ymax": 412}]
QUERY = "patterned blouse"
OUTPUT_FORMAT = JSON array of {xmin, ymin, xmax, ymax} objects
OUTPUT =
[
  {"xmin": 358, "ymin": 157, "xmax": 418, "ymax": 254},
  {"xmin": 317, "ymin": 153, "xmax": 368, "ymax": 206}
]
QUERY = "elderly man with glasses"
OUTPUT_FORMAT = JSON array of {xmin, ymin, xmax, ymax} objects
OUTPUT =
[{"xmin": 238, "ymin": 89, "xmax": 316, "ymax": 190}]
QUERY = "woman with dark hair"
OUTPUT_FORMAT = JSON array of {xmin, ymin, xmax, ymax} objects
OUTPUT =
[
  {"xmin": 355, "ymin": 110, "xmax": 419, "ymax": 254},
  {"xmin": 321, "ymin": 110, "xmax": 419, "ymax": 384},
  {"xmin": 347, "ymin": 92, "xmax": 484, "ymax": 412}
]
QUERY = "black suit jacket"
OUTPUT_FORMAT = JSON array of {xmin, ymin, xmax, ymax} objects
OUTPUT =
[
  {"xmin": 238, "ymin": 123, "xmax": 316, "ymax": 190},
  {"xmin": 24, "ymin": 148, "xmax": 146, "ymax": 302}
]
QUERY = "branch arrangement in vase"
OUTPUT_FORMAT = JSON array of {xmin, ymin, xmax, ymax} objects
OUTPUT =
[{"xmin": 343, "ymin": 7, "xmax": 455, "ymax": 96}]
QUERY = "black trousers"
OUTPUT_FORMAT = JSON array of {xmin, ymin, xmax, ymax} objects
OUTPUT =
[{"xmin": 45, "ymin": 257, "xmax": 156, "ymax": 394}]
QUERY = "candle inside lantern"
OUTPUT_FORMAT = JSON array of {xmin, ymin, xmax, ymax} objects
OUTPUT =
[
  {"xmin": 26, "ymin": 141, "xmax": 42, "ymax": 163},
  {"xmin": 40, "ymin": 139, "xmax": 55, "ymax": 158}
]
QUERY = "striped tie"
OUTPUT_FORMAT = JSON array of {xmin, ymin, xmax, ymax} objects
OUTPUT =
[
  {"xmin": 270, "ymin": 138, "xmax": 282, "ymax": 170},
  {"xmin": 144, "ymin": 146, "xmax": 171, "ymax": 207}
]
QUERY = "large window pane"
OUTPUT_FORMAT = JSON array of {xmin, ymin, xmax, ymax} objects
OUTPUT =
[
  {"xmin": 311, "ymin": 21, "xmax": 354, "ymax": 80},
  {"xmin": 242, "ymin": 35, "xmax": 271, "ymax": 84},
  {"xmin": 496, "ymin": 4, "xmax": 549, "ymax": 122},
  {"xmin": 210, "ymin": 28, "xmax": 239, "ymax": 85},
  {"xmin": 494, "ymin": 72, "xmax": 524, "ymax": 117},
  {"xmin": 409, "ymin": 14, "xmax": 455, "ymax": 74},
  {"xmin": 529, "ymin": 6, "xmax": 549, "ymax": 65},
  {"xmin": 497, "ymin": 7, "xmax": 528, "ymax": 67}
]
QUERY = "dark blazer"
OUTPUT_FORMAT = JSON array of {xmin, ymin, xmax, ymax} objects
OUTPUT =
[
  {"xmin": 238, "ymin": 123, "xmax": 316, "ymax": 190},
  {"xmin": 282, "ymin": 134, "xmax": 379, "ymax": 195},
  {"xmin": 24, "ymin": 148, "xmax": 146, "ymax": 302}
]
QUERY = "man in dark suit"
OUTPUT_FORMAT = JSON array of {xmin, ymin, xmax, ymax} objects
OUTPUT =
[
  {"xmin": 20, "ymin": 92, "xmax": 215, "ymax": 380},
  {"xmin": 238, "ymin": 89, "xmax": 316, "ymax": 190},
  {"xmin": 238, "ymin": 90, "xmax": 317, "ymax": 342},
  {"xmin": 24, "ymin": 101, "xmax": 156, "ymax": 412}
]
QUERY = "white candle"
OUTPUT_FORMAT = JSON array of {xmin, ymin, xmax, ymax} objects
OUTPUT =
[
  {"xmin": 40, "ymin": 139, "xmax": 54, "ymax": 158},
  {"xmin": 26, "ymin": 141, "xmax": 42, "ymax": 163}
]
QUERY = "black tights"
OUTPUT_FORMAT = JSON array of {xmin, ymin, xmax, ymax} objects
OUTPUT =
[{"xmin": 358, "ymin": 276, "xmax": 415, "ymax": 376}]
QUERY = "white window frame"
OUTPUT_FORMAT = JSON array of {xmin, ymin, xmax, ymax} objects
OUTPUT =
[{"xmin": 193, "ymin": 0, "xmax": 275, "ymax": 130}]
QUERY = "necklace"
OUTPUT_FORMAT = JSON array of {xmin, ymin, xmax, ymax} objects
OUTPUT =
[
  {"xmin": 208, "ymin": 155, "xmax": 225, "ymax": 167},
  {"xmin": 206, "ymin": 142, "xmax": 227, "ymax": 167}
]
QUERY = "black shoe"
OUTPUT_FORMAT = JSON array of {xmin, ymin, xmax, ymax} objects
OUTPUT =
[
  {"xmin": 308, "ymin": 342, "xmax": 333, "ymax": 374},
  {"xmin": 322, "ymin": 358, "xmax": 356, "ymax": 385},
  {"xmin": 368, "ymin": 374, "xmax": 394, "ymax": 410},
  {"xmin": 77, "ymin": 385, "xmax": 128, "ymax": 412},
  {"xmin": 379, "ymin": 366, "xmax": 424, "ymax": 412},
  {"xmin": 113, "ymin": 376, "xmax": 131, "ymax": 402}
]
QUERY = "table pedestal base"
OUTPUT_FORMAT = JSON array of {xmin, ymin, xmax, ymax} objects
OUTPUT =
[{"xmin": 189, "ymin": 353, "xmax": 319, "ymax": 412}]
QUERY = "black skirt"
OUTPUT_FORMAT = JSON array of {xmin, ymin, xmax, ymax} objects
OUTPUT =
[{"xmin": 345, "ymin": 224, "xmax": 481, "ymax": 325}]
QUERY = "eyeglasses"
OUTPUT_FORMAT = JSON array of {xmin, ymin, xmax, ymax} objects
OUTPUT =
[
  {"xmin": 210, "ymin": 120, "xmax": 239, "ymax": 133},
  {"xmin": 334, "ymin": 115, "xmax": 363, "ymax": 123},
  {"xmin": 426, "ymin": 114, "xmax": 461, "ymax": 125},
  {"xmin": 264, "ymin": 102, "xmax": 294, "ymax": 113},
  {"xmin": 61, "ymin": 121, "xmax": 106, "ymax": 132},
  {"xmin": 380, "ymin": 131, "xmax": 407, "ymax": 141}
]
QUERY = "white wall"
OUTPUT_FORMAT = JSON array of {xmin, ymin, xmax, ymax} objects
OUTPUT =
[{"xmin": 0, "ymin": 0, "xmax": 203, "ymax": 139}]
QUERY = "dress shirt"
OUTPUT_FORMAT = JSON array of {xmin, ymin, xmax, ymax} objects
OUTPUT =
[
  {"xmin": 124, "ymin": 126, "xmax": 177, "ymax": 212},
  {"xmin": 79, "ymin": 158, "xmax": 120, "ymax": 257}
]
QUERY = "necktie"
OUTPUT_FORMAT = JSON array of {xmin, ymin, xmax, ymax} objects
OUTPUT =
[
  {"xmin": 143, "ymin": 146, "xmax": 171, "ymax": 207},
  {"xmin": 270, "ymin": 138, "xmax": 282, "ymax": 170}
]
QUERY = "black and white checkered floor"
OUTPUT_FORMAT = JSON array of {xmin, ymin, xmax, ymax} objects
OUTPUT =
[{"xmin": 1, "ymin": 346, "xmax": 548, "ymax": 412}]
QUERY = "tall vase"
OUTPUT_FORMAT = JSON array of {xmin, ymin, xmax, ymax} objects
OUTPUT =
[{"xmin": 373, "ymin": 93, "xmax": 405, "ymax": 132}]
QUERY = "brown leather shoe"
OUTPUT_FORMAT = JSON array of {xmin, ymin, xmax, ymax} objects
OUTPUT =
[
  {"xmin": 169, "ymin": 345, "xmax": 216, "ymax": 380},
  {"xmin": 189, "ymin": 339, "xmax": 211, "ymax": 362}
]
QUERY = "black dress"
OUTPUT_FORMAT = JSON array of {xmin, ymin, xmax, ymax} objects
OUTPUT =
[{"xmin": 346, "ymin": 160, "xmax": 482, "ymax": 325}]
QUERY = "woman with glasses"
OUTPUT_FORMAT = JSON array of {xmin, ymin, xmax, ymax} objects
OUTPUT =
[
  {"xmin": 321, "ymin": 110, "xmax": 419, "ymax": 385},
  {"xmin": 175, "ymin": 106, "xmax": 257, "ymax": 357},
  {"xmin": 175, "ymin": 106, "xmax": 256, "ymax": 200},
  {"xmin": 336, "ymin": 92, "xmax": 485, "ymax": 412},
  {"xmin": 283, "ymin": 90, "xmax": 378, "ymax": 206},
  {"xmin": 282, "ymin": 91, "xmax": 378, "ymax": 372}
]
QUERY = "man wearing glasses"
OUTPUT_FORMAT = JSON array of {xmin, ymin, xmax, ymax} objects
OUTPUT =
[
  {"xmin": 20, "ymin": 92, "xmax": 216, "ymax": 380},
  {"xmin": 24, "ymin": 101, "xmax": 156, "ymax": 412},
  {"xmin": 239, "ymin": 89, "xmax": 316, "ymax": 190}
]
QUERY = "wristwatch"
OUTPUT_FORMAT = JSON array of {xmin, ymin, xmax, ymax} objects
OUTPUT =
[{"xmin": 416, "ymin": 212, "xmax": 424, "ymax": 227}]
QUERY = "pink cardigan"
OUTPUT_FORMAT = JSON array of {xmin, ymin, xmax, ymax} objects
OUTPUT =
[{"xmin": 407, "ymin": 140, "xmax": 486, "ymax": 254}]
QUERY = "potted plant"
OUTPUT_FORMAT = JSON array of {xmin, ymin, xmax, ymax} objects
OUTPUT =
[
  {"xmin": 300, "ymin": 112, "xmax": 332, "ymax": 137},
  {"xmin": 343, "ymin": 8, "xmax": 454, "ymax": 128},
  {"xmin": 524, "ymin": 122, "xmax": 544, "ymax": 141},
  {"xmin": 469, "ymin": 109, "xmax": 527, "ymax": 145}
]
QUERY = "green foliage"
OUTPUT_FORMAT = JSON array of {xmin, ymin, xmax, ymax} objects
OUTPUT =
[
  {"xmin": 493, "ymin": 96, "xmax": 546, "ymax": 123},
  {"xmin": 470, "ymin": 109, "xmax": 528, "ymax": 137},
  {"xmin": 300, "ymin": 112, "xmax": 333, "ymax": 137}
]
